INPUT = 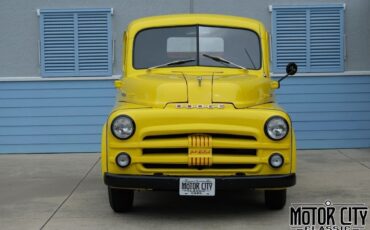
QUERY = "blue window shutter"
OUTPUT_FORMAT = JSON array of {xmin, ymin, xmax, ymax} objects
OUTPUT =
[
  {"xmin": 272, "ymin": 8, "xmax": 308, "ymax": 73},
  {"xmin": 77, "ymin": 12, "xmax": 112, "ymax": 75},
  {"xmin": 271, "ymin": 5, "xmax": 344, "ymax": 73},
  {"xmin": 309, "ymin": 7, "xmax": 344, "ymax": 72},
  {"xmin": 39, "ymin": 9, "xmax": 112, "ymax": 77},
  {"xmin": 40, "ymin": 12, "xmax": 76, "ymax": 76}
]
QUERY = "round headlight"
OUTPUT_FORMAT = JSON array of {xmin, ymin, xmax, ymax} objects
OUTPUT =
[
  {"xmin": 111, "ymin": 115, "xmax": 135, "ymax": 139},
  {"xmin": 265, "ymin": 116, "xmax": 289, "ymax": 140},
  {"xmin": 269, "ymin": 153, "xmax": 284, "ymax": 168},
  {"xmin": 116, "ymin": 153, "xmax": 131, "ymax": 168}
]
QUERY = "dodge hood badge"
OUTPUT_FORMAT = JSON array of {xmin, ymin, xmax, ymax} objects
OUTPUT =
[{"xmin": 176, "ymin": 104, "xmax": 225, "ymax": 109}]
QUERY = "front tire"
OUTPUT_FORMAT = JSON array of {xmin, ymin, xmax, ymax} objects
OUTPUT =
[
  {"xmin": 108, "ymin": 187, "xmax": 134, "ymax": 213},
  {"xmin": 264, "ymin": 189, "xmax": 286, "ymax": 210}
]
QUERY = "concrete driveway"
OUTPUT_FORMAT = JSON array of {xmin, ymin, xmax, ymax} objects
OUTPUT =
[{"xmin": 0, "ymin": 149, "xmax": 369, "ymax": 230}]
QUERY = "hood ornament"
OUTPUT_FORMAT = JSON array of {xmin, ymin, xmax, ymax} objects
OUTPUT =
[{"xmin": 197, "ymin": 76, "xmax": 202, "ymax": 87}]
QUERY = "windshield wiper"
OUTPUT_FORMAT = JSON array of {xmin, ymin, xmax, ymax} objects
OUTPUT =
[
  {"xmin": 243, "ymin": 48, "xmax": 257, "ymax": 69},
  {"xmin": 148, "ymin": 59, "xmax": 195, "ymax": 70},
  {"xmin": 202, "ymin": 54, "xmax": 247, "ymax": 70}
]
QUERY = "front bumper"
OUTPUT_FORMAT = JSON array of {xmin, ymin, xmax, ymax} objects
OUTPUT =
[{"xmin": 104, "ymin": 173, "xmax": 296, "ymax": 190}]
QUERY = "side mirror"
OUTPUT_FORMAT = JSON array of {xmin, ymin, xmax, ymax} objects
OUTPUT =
[
  {"xmin": 286, "ymin": 62, "xmax": 297, "ymax": 76},
  {"xmin": 278, "ymin": 62, "xmax": 298, "ymax": 84}
]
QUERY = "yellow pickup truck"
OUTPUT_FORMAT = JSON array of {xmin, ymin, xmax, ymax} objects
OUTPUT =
[{"xmin": 102, "ymin": 14, "xmax": 297, "ymax": 212}]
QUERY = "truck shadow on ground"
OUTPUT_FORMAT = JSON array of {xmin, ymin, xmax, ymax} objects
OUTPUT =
[{"xmin": 127, "ymin": 190, "xmax": 282, "ymax": 218}]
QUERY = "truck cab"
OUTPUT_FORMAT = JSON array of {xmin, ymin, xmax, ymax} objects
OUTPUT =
[{"xmin": 102, "ymin": 14, "xmax": 297, "ymax": 212}]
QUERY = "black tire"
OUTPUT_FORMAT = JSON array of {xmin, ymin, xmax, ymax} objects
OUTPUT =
[
  {"xmin": 264, "ymin": 189, "xmax": 286, "ymax": 210},
  {"xmin": 108, "ymin": 187, "xmax": 134, "ymax": 213}
]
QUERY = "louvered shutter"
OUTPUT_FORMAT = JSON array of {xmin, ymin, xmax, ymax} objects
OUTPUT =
[
  {"xmin": 271, "ymin": 5, "xmax": 344, "ymax": 73},
  {"xmin": 40, "ymin": 12, "xmax": 76, "ymax": 75},
  {"xmin": 272, "ymin": 8, "xmax": 308, "ymax": 72},
  {"xmin": 39, "ymin": 9, "xmax": 112, "ymax": 77},
  {"xmin": 309, "ymin": 8, "xmax": 344, "ymax": 72}
]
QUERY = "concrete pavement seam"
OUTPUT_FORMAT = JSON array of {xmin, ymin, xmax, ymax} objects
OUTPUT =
[
  {"xmin": 337, "ymin": 149, "xmax": 370, "ymax": 170},
  {"xmin": 39, "ymin": 156, "xmax": 101, "ymax": 230}
]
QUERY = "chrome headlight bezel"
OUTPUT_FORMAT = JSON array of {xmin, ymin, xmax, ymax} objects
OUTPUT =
[
  {"xmin": 269, "ymin": 153, "xmax": 284, "ymax": 168},
  {"xmin": 264, "ymin": 116, "xmax": 289, "ymax": 141},
  {"xmin": 111, "ymin": 115, "xmax": 136, "ymax": 140},
  {"xmin": 116, "ymin": 152, "xmax": 131, "ymax": 168}
]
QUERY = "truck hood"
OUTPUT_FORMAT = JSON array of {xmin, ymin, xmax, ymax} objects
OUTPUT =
[
  {"xmin": 118, "ymin": 73, "xmax": 188, "ymax": 108},
  {"xmin": 118, "ymin": 72, "xmax": 273, "ymax": 108},
  {"xmin": 212, "ymin": 74, "xmax": 273, "ymax": 108}
]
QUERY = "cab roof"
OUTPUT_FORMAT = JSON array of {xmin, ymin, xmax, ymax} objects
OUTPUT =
[{"xmin": 126, "ymin": 14, "xmax": 265, "ymax": 37}]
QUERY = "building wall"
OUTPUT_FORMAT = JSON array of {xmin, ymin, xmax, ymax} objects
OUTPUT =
[
  {"xmin": 0, "ymin": 80, "xmax": 115, "ymax": 153},
  {"xmin": 192, "ymin": 0, "xmax": 370, "ymax": 71},
  {"xmin": 1, "ymin": 75, "xmax": 369, "ymax": 153},
  {"xmin": 0, "ymin": 0, "xmax": 369, "ymax": 153},
  {"xmin": 276, "ymin": 75, "xmax": 370, "ymax": 149},
  {"xmin": 0, "ymin": 0, "xmax": 369, "ymax": 77},
  {"xmin": 0, "ymin": 0, "xmax": 191, "ymax": 77}
]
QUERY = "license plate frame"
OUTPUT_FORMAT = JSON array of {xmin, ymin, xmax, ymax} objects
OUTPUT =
[{"xmin": 179, "ymin": 178, "xmax": 215, "ymax": 196}]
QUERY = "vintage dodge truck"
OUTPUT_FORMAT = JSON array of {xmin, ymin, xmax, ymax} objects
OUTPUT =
[{"xmin": 102, "ymin": 14, "xmax": 297, "ymax": 212}]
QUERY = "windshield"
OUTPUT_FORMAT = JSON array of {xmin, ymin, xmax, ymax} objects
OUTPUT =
[{"xmin": 133, "ymin": 26, "xmax": 261, "ymax": 70}]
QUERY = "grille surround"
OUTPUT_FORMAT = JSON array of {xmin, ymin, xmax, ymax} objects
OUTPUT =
[{"xmin": 139, "ymin": 133, "xmax": 259, "ymax": 171}]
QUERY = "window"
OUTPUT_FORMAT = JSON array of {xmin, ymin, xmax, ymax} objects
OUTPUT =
[
  {"xmin": 271, "ymin": 4, "xmax": 344, "ymax": 73},
  {"xmin": 167, "ymin": 37, "xmax": 224, "ymax": 53},
  {"xmin": 134, "ymin": 26, "xmax": 261, "ymax": 70},
  {"xmin": 39, "ymin": 9, "xmax": 112, "ymax": 77}
]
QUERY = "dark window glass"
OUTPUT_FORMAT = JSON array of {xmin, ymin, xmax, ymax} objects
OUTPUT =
[
  {"xmin": 134, "ymin": 26, "xmax": 197, "ymax": 69},
  {"xmin": 134, "ymin": 26, "xmax": 261, "ymax": 70}
]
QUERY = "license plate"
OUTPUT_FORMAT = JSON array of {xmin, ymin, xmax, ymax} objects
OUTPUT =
[{"xmin": 179, "ymin": 178, "xmax": 215, "ymax": 196}]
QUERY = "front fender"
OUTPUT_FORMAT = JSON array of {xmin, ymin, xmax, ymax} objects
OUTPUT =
[
  {"xmin": 101, "ymin": 123, "xmax": 108, "ymax": 175},
  {"xmin": 291, "ymin": 128, "xmax": 297, "ymax": 173}
]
